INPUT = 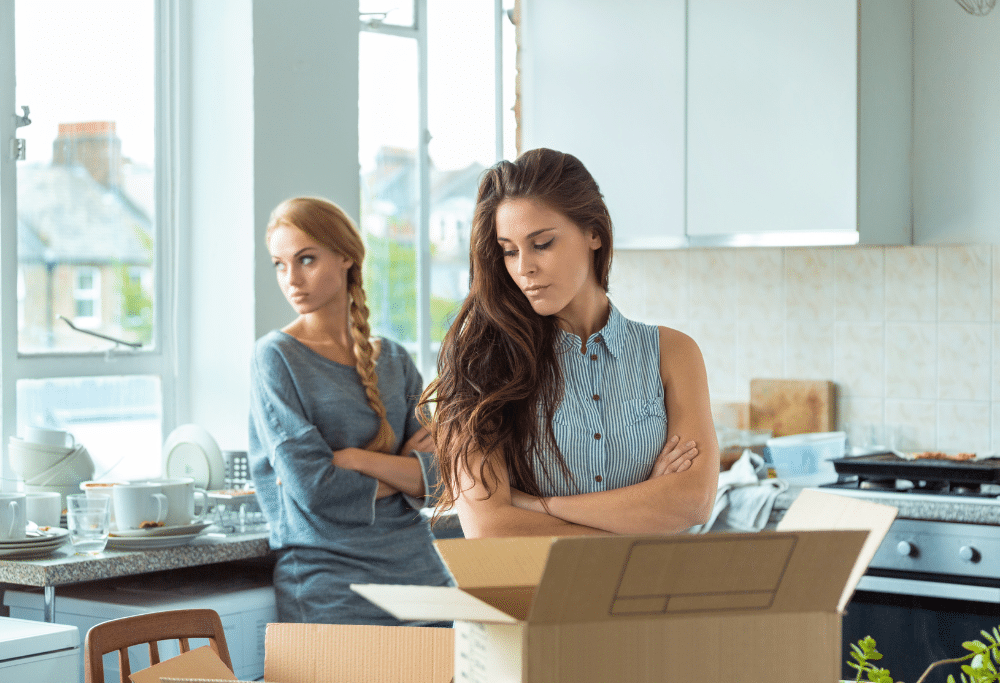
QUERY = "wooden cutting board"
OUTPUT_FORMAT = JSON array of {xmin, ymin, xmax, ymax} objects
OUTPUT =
[{"xmin": 749, "ymin": 379, "xmax": 836, "ymax": 437}]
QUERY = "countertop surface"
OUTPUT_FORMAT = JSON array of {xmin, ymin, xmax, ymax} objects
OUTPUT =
[{"xmin": 0, "ymin": 529, "xmax": 271, "ymax": 588}]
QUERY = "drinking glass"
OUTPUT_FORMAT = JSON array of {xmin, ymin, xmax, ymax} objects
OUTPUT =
[{"xmin": 67, "ymin": 493, "xmax": 110, "ymax": 554}]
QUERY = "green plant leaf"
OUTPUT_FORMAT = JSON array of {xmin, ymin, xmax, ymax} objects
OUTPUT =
[{"xmin": 965, "ymin": 640, "xmax": 989, "ymax": 654}]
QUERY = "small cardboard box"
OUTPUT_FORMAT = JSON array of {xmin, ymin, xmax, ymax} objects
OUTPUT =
[
  {"xmin": 353, "ymin": 489, "xmax": 897, "ymax": 683},
  {"xmin": 160, "ymin": 623, "xmax": 454, "ymax": 683}
]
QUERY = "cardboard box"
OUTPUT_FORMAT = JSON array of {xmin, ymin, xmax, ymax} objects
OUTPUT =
[
  {"xmin": 129, "ymin": 645, "xmax": 236, "ymax": 683},
  {"xmin": 352, "ymin": 489, "xmax": 897, "ymax": 683},
  {"xmin": 159, "ymin": 623, "xmax": 454, "ymax": 683}
]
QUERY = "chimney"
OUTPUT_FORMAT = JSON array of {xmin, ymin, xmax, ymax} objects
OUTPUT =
[{"xmin": 52, "ymin": 121, "xmax": 122, "ymax": 188}]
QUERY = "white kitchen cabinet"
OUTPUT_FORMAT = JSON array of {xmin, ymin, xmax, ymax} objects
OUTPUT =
[
  {"xmin": 686, "ymin": 0, "xmax": 913, "ymax": 246},
  {"xmin": 520, "ymin": 0, "xmax": 687, "ymax": 249}
]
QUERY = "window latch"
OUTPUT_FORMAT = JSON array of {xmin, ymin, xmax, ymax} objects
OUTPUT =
[{"xmin": 15, "ymin": 105, "xmax": 31, "ymax": 128}]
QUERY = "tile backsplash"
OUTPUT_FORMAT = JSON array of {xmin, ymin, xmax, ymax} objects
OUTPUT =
[{"xmin": 609, "ymin": 245, "xmax": 999, "ymax": 453}]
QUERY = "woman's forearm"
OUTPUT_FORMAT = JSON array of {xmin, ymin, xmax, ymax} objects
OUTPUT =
[
  {"xmin": 457, "ymin": 498, "xmax": 608, "ymax": 538},
  {"xmin": 334, "ymin": 448, "xmax": 425, "ymax": 498},
  {"xmin": 517, "ymin": 474, "xmax": 715, "ymax": 535}
]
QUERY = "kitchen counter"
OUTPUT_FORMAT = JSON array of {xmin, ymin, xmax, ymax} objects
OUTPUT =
[{"xmin": 0, "ymin": 530, "xmax": 271, "ymax": 621}]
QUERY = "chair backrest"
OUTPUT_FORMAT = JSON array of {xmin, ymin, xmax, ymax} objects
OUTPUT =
[{"xmin": 84, "ymin": 608, "xmax": 233, "ymax": 683}]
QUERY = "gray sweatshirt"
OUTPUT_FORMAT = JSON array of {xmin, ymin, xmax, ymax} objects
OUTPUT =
[{"xmin": 249, "ymin": 331, "xmax": 452, "ymax": 625}]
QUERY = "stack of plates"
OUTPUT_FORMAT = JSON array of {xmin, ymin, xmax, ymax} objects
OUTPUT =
[
  {"xmin": 107, "ymin": 522, "xmax": 211, "ymax": 551},
  {"xmin": 0, "ymin": 528, "xmax": 70, "ymax": 560}
]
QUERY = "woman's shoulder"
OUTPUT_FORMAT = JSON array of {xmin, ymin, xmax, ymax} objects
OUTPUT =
[
  {"xmin": 253, "ymin": 329, "xmax": 297, "ymax": 360},
  {"xmin": 655, "ymin": 325, "xmax": 705, "ymax": 373}
]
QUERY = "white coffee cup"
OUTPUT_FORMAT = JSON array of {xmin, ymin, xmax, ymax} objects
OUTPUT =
[
  {"xmin": 112, "ymin": 483, "xmax": 169, "ymax": 531},
  {"xmin": 25, "ymin": 491, "xmax": 62, "ymax": 528},
  {"xmin": 0, "ymin": 493, "xmax": 28, "ymax": 540},
  {"xmin": 22, "ymin": 426, "xmax": 75, "ymax": 449},
  {"xmin": 140, "ymin": 477, "xmax": 208, "ymax": 527}
]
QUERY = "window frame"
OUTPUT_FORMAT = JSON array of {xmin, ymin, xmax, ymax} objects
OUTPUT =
[
  {"xmin": 0, "ymin": 0, "xmax": 183, "ymax": 485},
  {"xmin": 359, "ymin": 0, "xmax": 508, "ymax": 379}
]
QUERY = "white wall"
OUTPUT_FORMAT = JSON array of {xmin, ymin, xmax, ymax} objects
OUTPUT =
[{"xmin": 186, "ymin": 0, "xmax": 359, "ymax": 450}]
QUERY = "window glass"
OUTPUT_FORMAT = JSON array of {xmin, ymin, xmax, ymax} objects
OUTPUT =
[
  {"xmin": 426, "ymin": 0, "xmax": 496, "ymax": 343},
  {"xmin": 359, "ymin": 32, "xmax": 419, "ymax": 351},
  {"xmin": 15, "ymin": 0, "xmax": 155, "ymax": 354},
  {"xmin": 16, "ymin": 376, "xmax": 162, "ymax": 481}
]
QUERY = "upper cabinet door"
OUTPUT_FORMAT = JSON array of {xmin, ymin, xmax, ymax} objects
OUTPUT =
[
  {"xmin": 687, "ymin": 0, "xmax": 913, "ymax": 246},
  {"xmin": 520, "ymin": 0, "xmax": 687, "ymax": 249}
]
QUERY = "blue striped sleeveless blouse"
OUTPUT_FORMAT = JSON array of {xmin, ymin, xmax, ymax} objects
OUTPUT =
[{"xmin": 533, "ymin": 303, "xmax": 668, "ymax": 497}]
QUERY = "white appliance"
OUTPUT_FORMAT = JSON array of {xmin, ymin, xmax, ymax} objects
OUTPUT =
[
  {"xmin": 4, "ymin": 564, "xmax": 276, "ymax": 683},
  {"xmin": 0, "ymin": 616, "xmax": 80, "ymax": 682}
]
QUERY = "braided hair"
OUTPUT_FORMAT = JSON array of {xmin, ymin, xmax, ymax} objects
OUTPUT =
[{"xmin": 267, "ymin": 197, "xmax": 395, "ymax": 453}]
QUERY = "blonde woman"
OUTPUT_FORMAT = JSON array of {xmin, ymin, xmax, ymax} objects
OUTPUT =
[{"xmin": 248, "ymin": 197, "xmax": 451, "ymax": 625}]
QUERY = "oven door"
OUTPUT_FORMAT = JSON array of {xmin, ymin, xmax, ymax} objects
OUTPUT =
[{"xmin": 843, "ymin": 570, "xmax": 1000, "ymax": 683}]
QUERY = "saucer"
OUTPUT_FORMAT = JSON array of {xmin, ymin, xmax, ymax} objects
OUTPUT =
[
  {"xmin": 106, "ymin": 530, "xmax": 206, "ymax": 550},
  {"xmin": 109, "ymin": 522, "xmax": 211, "ymax": 538},
  {"xmin": 0, "ymin": 527, "xmax": 70, "ymax": 549}
]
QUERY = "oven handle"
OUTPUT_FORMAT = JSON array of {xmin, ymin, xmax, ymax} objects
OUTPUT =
[{"xmin": 857, "ymin": 575, "xmax": 1000, "ymax": 604}]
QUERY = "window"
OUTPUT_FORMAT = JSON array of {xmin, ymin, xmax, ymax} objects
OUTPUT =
[
  {"xmin": 359, "ymin": 0, "xmax": 518, "ymax": 378},
  {"xmin": 1, "ymin": 0, "xmax": 175, "ymax": 482},
  {"xmin": 73, "ymin": 267, "xmax": 101, "ymax": 327}
]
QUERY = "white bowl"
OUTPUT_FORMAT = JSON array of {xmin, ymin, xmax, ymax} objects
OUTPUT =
[
  {"xmin": 7, "ymin": 437, "xmax": 74, "ymax": 479},
  {"xmin": 24, "ymin": 445, "xmax": 95, "ymax": 487}
]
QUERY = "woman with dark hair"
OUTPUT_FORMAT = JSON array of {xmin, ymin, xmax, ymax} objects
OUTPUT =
[
  {"xmin": 249, "ymin": 196, "xmax": 452, "ymax": 624},
  {"xmin": 421, "ymin": 148, "xmax": 719, "ymax": 537}
]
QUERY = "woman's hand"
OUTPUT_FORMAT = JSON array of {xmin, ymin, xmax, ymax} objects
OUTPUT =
[
  {"xmin": 649, "ymin": 435, "xmax": 699, "ymax": 479},
  {"xmin": 333, "ymin": 447, "xmax": 400, "ymax": 498},
  {"xmin": 398, "ymin": 429, "xmax": 434, "ymax": 456}
]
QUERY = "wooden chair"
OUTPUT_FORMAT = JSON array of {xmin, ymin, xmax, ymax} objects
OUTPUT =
[{"xmin": 84, "ymin": 608, "xmax": 233, "ymax": 683}]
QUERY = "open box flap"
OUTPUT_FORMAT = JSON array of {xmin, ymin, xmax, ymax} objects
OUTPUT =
[
  {"xmin": 777, "ymin": 488, "xmax": 897, "ymax": 612},
  {"xmin": 264, "ymin": 623, "xmax": 453, "ymax": 683},
  {"xmin": 350, "ymin": 584, "xmax": 520, "ymax": 624},
  {"xmin": 524, "ymin": 530, "xmax": 869, "ymax": 624},
  {"xmin": 433, "ymin": 536, "xmax": 555, "ymax": 589}
]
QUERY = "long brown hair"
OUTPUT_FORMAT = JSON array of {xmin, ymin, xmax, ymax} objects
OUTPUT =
[
  {"xmin": 268, "ymin": 197, "xmax": 395, "ymax": 453},
  {"xmin": 420, "ymin": 148, "xmax": 614, "ymax": 510}
]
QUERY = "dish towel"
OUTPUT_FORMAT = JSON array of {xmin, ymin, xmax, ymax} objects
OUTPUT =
[{"xmin": 689, "ymin": 449, "xmax": 788, "ymax": 534}]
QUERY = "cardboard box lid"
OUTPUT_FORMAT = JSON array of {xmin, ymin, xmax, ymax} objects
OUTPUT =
[
  {"xmin": 264, "ymin": 623, "xmax": 452, "ymax": 683},
  {"xmin": 776, "ymin": 488, "xmax": 898, "ymax": 612},
  {"xmin": 352, "ymin": 536, "xmax": 555, "ymax": 623},
  {"xmin": 129, "ymin": 645, "xmax": 236, "ymax": 683},
  {"xmin": 354, "ymin": 490, "xmax": 897, "ymax": 626}
]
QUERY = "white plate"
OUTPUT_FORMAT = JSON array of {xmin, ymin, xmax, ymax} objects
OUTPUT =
[
  {"xmin": 110, "ymin": 522, "xmax": 211, "ymax": 538},
  {"xmin": 0, "ymin": 528, "xmax": 70, "ymax": 548},
  {"xmin": 107, "ymin": 530, "xmax": 205, "ymax": 550},
  {"xmin": 162, "ymin": 424, "xmax": 225, "ymax": 489},
  {"xmin": 0, "ymin": 544, "xmax": 66, "ymax": 560}
]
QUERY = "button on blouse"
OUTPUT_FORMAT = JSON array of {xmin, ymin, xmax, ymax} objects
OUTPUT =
[{"xmin": 533, "ymin": 303, "xmax": 668, "ymax": 498}]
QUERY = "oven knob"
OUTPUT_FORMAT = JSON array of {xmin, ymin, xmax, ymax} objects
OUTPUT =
[
  {"xmin": 959, "ymin": 545, "xmax": 980, "ymax": 563},
  {"xmin": 896, "ymin": 541, "xmax": 916, "ymax": 557}
]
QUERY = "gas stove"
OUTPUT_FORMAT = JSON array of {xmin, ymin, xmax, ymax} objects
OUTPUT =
[{"xmin": 809, "ymin": 476, "xmax": 1000, "ymax": 603}]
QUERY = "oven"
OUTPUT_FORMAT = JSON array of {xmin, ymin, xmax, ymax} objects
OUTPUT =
[{"xmin": 814, "ymin": 455, "xmax": 1000, "ymax": 683}]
